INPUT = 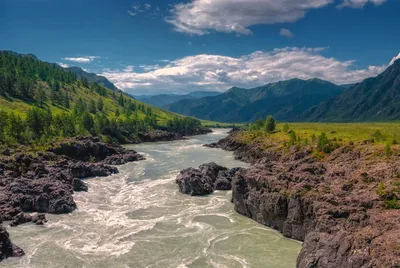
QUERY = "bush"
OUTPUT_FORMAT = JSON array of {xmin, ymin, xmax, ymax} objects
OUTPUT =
[
  {"xmin": 385, "ymin": 143, "xmax": 393, "ymax": 157},
  {"xmin": 265, "ymin": 115, "xmax": 276, "ymax": 133},
  {"xmin": 384, "ymin": 197, "xmax": 400, "ymax": 209},
  {"xmin": 282, "ymin": 123, "xmax": 289, "ymax": 132},
  {"xmin": 317, "ymin": 132, "xmax": 338, "ymax": 153}
]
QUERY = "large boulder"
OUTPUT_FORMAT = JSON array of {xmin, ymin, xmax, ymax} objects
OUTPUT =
[
  {"xmin": 138, "ymin": 131, "xmax": 183, "ymax": 143},
  {"xmin": 176, "ymin": 163, "xmax": 243, "ymax": 195},
  {"xmin": 176, "ymin": 168, "xmax": 213, "ymax": 196},
  {"xmin": 0, "ymin": 225, "xmax": 24, "ymax": 261}
]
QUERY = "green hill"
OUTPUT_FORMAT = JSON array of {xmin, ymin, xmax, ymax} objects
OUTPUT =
[
  {"xmin": 166, "ymin": 78, "xmax": 344, "ymax": 123},
  {"xmin": 0, "ymin": 51, "xmax": 204, "ymax": 145}
]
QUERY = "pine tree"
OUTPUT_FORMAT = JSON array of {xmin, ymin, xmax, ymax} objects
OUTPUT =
[{"xmin": 265, "ymin": 115, "xmax": 276, "ymax": 133}]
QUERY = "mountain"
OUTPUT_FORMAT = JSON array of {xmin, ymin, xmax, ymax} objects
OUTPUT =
[
  {"xmin": 301, "ymin": 59, "xmax": 400, "ymax": 122},
  {"xmin": 66, "ymin": 67, "xmax": 119, "ymax": 91},
  {"xmin": 135, "ymin": 91, "xmax": 221, "ymax": 108},
  {"xmin": 0, "ymin": 50, "xmax": 204, "ymax": 144},
  {"xmin": 165, "ymin": 78, "xmax": 344, "ymax": 123}
]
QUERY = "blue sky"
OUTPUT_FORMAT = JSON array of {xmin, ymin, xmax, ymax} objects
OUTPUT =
[{"xmin": 1, "ymin": 0, "xmax": 399, "ymax": 95}]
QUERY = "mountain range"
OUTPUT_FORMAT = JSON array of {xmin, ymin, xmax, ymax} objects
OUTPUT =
[
  {"xmin": 165, "ymin": 78, "xmax": 345, "ymax": 122},
  {"xmin": 164, "ymin": 60, "xmax": 400, "ymax": 122},
  {"xmin": 135, "ymin": 91, "xmax": 221, "ymax": 108},
  {"xmin": 300, "ymin": 59, "xmax": 400, "ymax": 121}
]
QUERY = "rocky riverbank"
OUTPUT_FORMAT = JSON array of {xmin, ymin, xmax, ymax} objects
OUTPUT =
[
  {"xmin": 202, "ymin": 131, "xmax": 400, "ymax": 267},
  {"xmin": 0, "ymin": 136, "xmax": 145, "ymax": 261},
  {"xmin": 136, "ymin": 128, "xmax": 212, "ymax": 143}
]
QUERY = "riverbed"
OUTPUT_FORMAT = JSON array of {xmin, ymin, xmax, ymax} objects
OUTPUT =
[{"xmin": 3, "ymin": 129, "xmax": 301, "ymax": 268}]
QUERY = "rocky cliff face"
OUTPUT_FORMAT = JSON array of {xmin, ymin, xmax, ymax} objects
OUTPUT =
[{"xmin": 211, "ymin": 132, "xmax": 400, "ymax": 268}]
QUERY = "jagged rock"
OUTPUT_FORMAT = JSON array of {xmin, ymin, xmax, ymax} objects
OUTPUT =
[
  {"xmin": 214, "ymin": 168, "xmax": 243, "ymax": 190},
  {"xmin": 176, "ymin": 163, "xmax": 243, "ymax": 194},
  {"xmin": 73, "ymin": 178, "xmax": 88, "ymax": 192},
  {"xmin": 138, "ymin": 131, "xmax": 183, "ymax": 143},
  {"xmin": 70, "ymin": 162, "xmax": 118, "ymax": 178},
  {"xmin": 176, "ymin": 168, "xmax": 213, "ymax": 196},
  {"xmin": 0, "ymin": 225, "xmax": 24, "ymax": 261},
  {"xmin": 9, "ymin": 212, "xmax": 47, "ymax": 227},
  {"xmin": 32, "ymin": 213, "xmax": 47, "ymax": 225},
  {"xmin": 199, "ymin": 162, "xmax": 228, "ymax": 179},
  {"xmin": 103, "ymin": 153, "xmax": 145, "ymax": 165}
]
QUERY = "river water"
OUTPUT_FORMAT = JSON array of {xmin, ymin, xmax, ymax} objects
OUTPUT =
[{"xmin": 2, "ymin": 129, "xmax": 301, "ymax": 268}]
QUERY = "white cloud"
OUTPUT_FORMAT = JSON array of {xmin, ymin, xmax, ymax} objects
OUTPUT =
[
  {"xmin": 280, "ymin": 28, "xmax": 294, "ymax": 38},
  {"xmin": 128, "ymin": 3, "xmax": 161, "ymax": 18},
  {"xmin": 390, "ymin": 53, "xmax": 400, "ymax": 65},
  {"xmin": 337, "ymin": 0, "xmax": 386, "ymax": 8},
  {"xmin": 100, "ymin": 47, "xmax": 389, "ymax": 95},
  {"xmin": 167, "ymin": 0, "xmax": 333, "ymax": 35},
  {"xmin": 62, "ymin": 56, "xmax": 100, "ymax": 63},
  {"xmin": 58, "ymin": 62, "xmax": 69, "ymax": 68}
]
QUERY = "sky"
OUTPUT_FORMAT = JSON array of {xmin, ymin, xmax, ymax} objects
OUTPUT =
[{"xmin": 1, "ymin": 0, "xmax": 400, "ymax": 95}]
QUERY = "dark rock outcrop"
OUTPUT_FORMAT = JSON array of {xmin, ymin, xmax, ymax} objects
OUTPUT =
[
  {"xmin": 137, "ymin": 131, "xmax": 183, "ymax": 143},
  {"xmin": 176, "ymin": 163, "xmax": 243, "ymax": 195},
  {"xmin": 0, "ymin": 225, "xmax": 24, "ymax": 261},
  {"xmin": 213, "ymin": 131, "xmax": 400, "ymax": 268},
  {"xmin": 9, "ymin": 213, "xmax": 47, "ymax": 227},
  {"xmin": 176, "ymin": 167, "xmax": 214, "ymax": 196},
  {"xmin": 0, "ymin": 136, "xmax": 145, "ymax": 222}
]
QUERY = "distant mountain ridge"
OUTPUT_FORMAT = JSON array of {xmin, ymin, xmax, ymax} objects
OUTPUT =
[
  {"xmin": 135, "ymin": 91, "xmax": 221, "ymax": 108},
  {"xmin": 165, "ymin": 78, "xmax": 344, "ymax": 122},
  {"xmin": 300, "ymin": 59, "xmax": 400, "ymax": 122},
  {"xmin": 66, "ymin": 67, "xmax": 119, "ymax": 91}
]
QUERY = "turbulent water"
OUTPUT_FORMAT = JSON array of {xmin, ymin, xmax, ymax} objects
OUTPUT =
[{"xmin": 3, "ymin": 129, "xmax": 301, "ymax": 268}]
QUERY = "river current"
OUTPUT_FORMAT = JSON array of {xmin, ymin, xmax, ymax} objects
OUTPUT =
[{"xmin": 3, "ymin": 129, "xmax": 301, "ymax": 268}]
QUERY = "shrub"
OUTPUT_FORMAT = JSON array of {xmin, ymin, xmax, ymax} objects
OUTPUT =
[
  {"xmin": 288, "ymin": 131, "xmax": 296, "ymax": 146},
  {"xmin": 376, "ymin": 182, "xmax": 387, "ymax": 197},
  {"xmin": 265, "ymin": 115, "xmax": 276, "ymax": 133},
  {"xmin": 385, "ymin": 143, "xmax": 393, "ymax": 157},
  {"xmin": 384, "ymin": 196, "xmax": 400, "ymax": 209},
  {"xmin": 371, "ymin": 130, "xmax": 385, "ymax": 141},
  {"xmin": 317, "ymin": 132, "xmax": 338, "ymax": 153},
  {"xmin": 282, "ymin": 123, "xmax": 289, "ymax": 132}
]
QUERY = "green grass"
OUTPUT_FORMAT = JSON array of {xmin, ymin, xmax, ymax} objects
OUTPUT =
[{"xmin": 242, "ymin": 122, "xmax": 400, "ymax": 144}]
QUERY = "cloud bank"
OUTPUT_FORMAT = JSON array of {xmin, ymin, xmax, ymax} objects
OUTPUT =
[
  {"xmin": 167, "ymin": 0, "xmax": 333, "ymax": 35},
  {"xmin": 337, "ymin": 0, "xmax": 386, "ymax": 9},
  {"xmin": 100, "ymin": 47, "xmax": 388, "ymax": 95},
  {"xmin": 62, "ymin": 56, "xmax": 100, "ymax": 63},
  {"xmin": 166, "ymin": 0, "xmax": 387, "ymax": 35}
]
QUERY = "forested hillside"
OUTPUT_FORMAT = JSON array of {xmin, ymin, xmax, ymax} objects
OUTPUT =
[
  {"xmin": 300, "ymin": 59, "xmax": 400, "ymax": 122},
  {"xmin": 0, "ymin": 51, "xmax": 203, "ymax": 145}
]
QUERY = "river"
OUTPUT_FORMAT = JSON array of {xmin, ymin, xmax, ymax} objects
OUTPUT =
[{"xmin": 2, "ymin": 129, "xmax": 301, "ymax": 268}]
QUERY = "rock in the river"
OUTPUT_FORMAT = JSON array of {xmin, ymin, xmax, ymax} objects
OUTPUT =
[
  {"xmin": 137, "ymin": 131, "xmax": 183, "ymax": 143},
  {"xmin": 176, "ymin": 168, "xmax": 214, "ymax": 196},
  {"xmin": 0, "ymin": 225, "xmax": 24, "ymax": 261},
  {"xmin": 73, "ymin": 178, "xmax": 88, "ymax": 192},
  {"xmin": 103, "ymin": 153, "xmax": 145, "ymax": 165},
  {"xmin": 176, "ymin": 163, "xmax": 243, "ymax": 195},
  {"xmin": 9, "ymin": 212, "xmax": 47, "ymax": 227}
]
